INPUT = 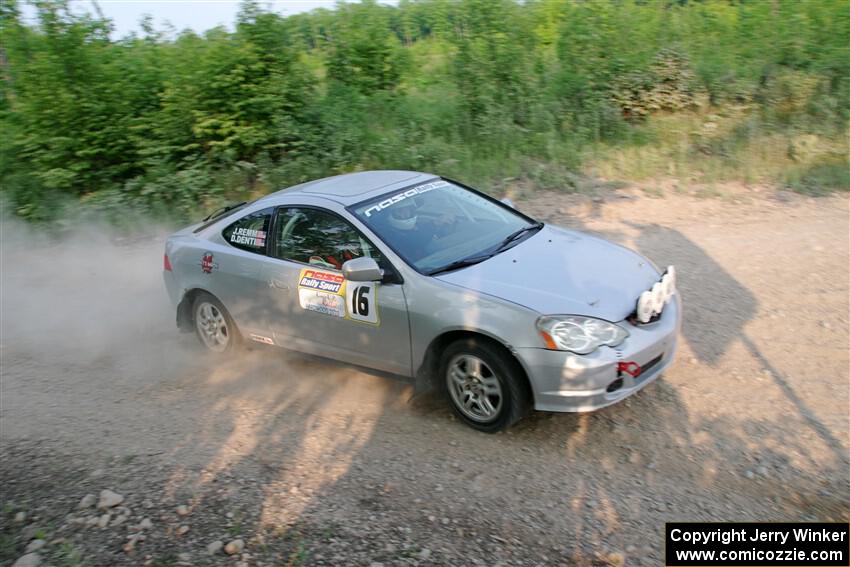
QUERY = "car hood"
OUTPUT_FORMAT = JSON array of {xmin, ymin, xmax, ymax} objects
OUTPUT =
[{"xmin": 434, "ymin": 225, "xmax": 660, "ymax": 321}]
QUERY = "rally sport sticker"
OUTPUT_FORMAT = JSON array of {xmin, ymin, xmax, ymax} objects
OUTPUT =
[
  {"xmin": 298, "ymin": 269, "xmax": 346, "ymax": 318},
  {"xmin": 297, "ymin": 268, "xmax": 379, "ymax": 325}
]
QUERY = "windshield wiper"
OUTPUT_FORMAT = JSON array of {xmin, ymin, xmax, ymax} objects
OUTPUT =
[
  {"xmin": 426, "ymin": 222, "xmax": 543, "ymax": 276},
  {"xmin": 494, "ymin": 222, "xmax": 544, "ymax": 253},
  {"xmin": 426, "ymin": 253, "xmax": 495, "ymax": 276}
]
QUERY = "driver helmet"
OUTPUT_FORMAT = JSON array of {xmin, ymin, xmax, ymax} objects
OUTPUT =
[{"xmin": 388, "ymin": 200, "xmax": 417, "ymax": 231}]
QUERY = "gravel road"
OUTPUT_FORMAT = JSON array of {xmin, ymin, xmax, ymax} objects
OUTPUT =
[{"xmin": 1, "ymin": 186, "xmax": 848, "ymax": 566}]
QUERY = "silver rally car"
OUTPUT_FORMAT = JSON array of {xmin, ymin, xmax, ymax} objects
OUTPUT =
[{"xmin": 163, "ymin": 170, "xmax": 681, "ymax": 431}]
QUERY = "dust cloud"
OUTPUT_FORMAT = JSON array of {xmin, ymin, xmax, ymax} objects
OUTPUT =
[
  {"xmin": 0, "ymin": 214, "xmax": 402, "ymax": 398},
  {"xmin": 0, "ymin": 216, "xmax": 193, "ymax": 369},
  {"xmin": 0, "ymin": 213, "xmax": 405, "ymax": 504}
]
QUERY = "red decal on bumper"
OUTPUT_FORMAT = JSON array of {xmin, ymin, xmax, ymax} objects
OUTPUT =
[{"xmin": 617, "ymin": 361, "xmax": 642, "ymax": 378}]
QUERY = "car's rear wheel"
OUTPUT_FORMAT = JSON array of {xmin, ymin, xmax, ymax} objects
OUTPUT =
[
  {"xmin": 440, "ymin": 338, "xmax": 530, "ymax": 432},
  {"xmin": 192, "ymin": 292, "xmax": 240, "ymax": 353}
]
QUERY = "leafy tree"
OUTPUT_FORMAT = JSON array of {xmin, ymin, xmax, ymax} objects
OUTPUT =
[
  {"xmin": 0, "ymin": 0, "xmax": 846, "ymax": 222},
  {"xmin": 326, "ymin": 0, "xmax": 408, "ymax": 94}
]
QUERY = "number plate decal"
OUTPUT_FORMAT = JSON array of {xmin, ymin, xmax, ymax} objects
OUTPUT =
[{"xmin": 345, "ymin": 282, "xmax": 379, "ymax": 325}]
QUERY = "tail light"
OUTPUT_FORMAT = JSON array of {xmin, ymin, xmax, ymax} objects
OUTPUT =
[{"xmin": 164, "ymin": 253, "xmax": 173, "ymax": 272}]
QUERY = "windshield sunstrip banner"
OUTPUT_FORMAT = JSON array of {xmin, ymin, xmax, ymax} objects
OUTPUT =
[{"xmin": 361, "ymin": 179, "xmax": 449, "ymax": 217}]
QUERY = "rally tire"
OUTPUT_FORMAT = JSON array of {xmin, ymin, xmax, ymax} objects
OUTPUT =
[
  {"xmin": 192, "ymin": 292, "xmax": 241, "ymax": 353},
  {"xmin": 440, "ymin": 338, "xmax": 530, "ymax": 433}
]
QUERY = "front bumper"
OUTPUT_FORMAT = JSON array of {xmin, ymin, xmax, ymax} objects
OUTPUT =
[{"xmin": 515, "ymin": 295, "xmax": 681, "ymax": 412}]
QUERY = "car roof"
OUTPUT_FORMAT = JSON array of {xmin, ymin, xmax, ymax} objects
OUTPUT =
[{"xmin": 255, "ymin": 170, "xmax": 439, "ymax": 207}]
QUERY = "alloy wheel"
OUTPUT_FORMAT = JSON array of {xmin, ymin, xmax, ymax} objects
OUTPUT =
[
  {"xmin": 446, "ymin": 354, "xmax": 503, "ymax": 422},
  {"xmin": 195, "ymin": 301, "xmax": 230, "ymax": 352}
]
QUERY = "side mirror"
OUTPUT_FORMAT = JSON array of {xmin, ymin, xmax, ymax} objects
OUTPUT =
[
  {"xmin": 342, "ymin": 257, "xmax": 383, "ymax": 282},
  {"xmin": 500, "ymin": 197, "xmax": 516, "ymax": 209}
]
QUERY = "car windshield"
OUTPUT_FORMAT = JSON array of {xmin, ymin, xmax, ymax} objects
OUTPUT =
[{"xmin": 351, "ymin": 179, "xmax": 541, "ymax": 274}]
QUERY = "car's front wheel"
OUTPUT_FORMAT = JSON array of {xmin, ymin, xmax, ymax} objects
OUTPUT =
[
  {"xmin": 440, "ymin": 338, "xmax": 530, "ymax": 432},
  {"xmin": 192, "ymin": 292, "xmax": 240, "ymax": 353}
]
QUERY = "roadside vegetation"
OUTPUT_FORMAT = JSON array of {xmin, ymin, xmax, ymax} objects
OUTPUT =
[{"xmin": 1, "ymin": 0, "xmax": 847, "ymax": 223}]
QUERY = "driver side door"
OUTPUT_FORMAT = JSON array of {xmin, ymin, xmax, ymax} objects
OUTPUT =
[{"xmin": 261, "ymin": 206, "xmax": 412, "ymax": 377}]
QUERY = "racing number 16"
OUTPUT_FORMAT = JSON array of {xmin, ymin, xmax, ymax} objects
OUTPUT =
[
  {"xmin": 346, "ymin": 283, "xmax": 378, "ymax": 324},
  {"xmin": 351, "ymin": 285, "xmax": 370, "ymax": 317}
]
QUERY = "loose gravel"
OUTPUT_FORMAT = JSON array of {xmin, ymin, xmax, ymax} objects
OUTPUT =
[{"xmin": 1, "ymin": 185, "xmax": 847, "ymax": 566}]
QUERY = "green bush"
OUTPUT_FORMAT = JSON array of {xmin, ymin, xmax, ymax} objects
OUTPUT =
[
  {"xmin": 786, "ymin": 161, "xmax": 850, "ymax": 196},
  {"xmin": 1, "ymin": 0, "xmax": 848, "ymax": 224}
]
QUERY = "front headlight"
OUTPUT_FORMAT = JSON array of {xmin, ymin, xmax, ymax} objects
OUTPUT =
[{"xmin": 536, "ymin": 315, "xmax": 629, "ymax": 354}]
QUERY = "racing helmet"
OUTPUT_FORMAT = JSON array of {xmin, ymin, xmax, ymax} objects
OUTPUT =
[{"xmin": 388, "ymin": 200, "xmax": 417, "ymax": 230}]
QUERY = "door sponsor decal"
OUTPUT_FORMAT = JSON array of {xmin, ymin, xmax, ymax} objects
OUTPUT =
[
  {"xmin": 298, "ymin": 288, "xmax": 346, "ymax": 318},
  {"xmin": 299, "ymin": 269, "xmax": 345, "ymax": 293},
  {"xmin": 296, "ymin": 268, "xmax": 380, "ymax": 324},
  {"xmin": 297, "ymin": 268, "xmax": 346, "ymax": 318}
]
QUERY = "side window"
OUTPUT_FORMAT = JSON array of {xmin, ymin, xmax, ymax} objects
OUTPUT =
[
  {"xmin": 222, "ymin": 208, "xmax": 272, "ymax": 254},
  {"xmin": 273, "ymin": 207, "xmax": 383, "ymax": 270}
]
